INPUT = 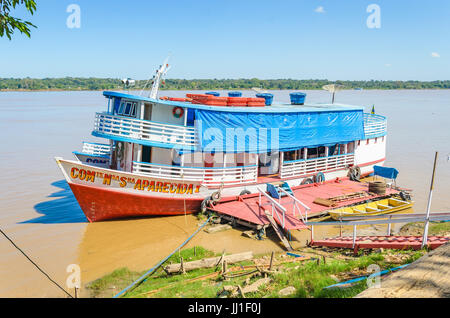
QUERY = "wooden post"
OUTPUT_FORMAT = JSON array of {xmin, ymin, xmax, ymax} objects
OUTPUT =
[
  {"xmin": 352, "ymin": 225, "xmax": 357, "ymax": 248},
  {"xmin": 222, "ymin": 260, "xmax": 227, "ymax": 275},
  {"xmin": 269, "ymin": 251, "xmax": 274, "ymax": 271},
  {"xmin": 422, "ymin": 151, "xmax": 438, "ymax": 248},
  {"xmin": 180, "ymin": 257, "xmax": 185, "ymax": 274},
  {"xmin": 387, "ymin": 216, "xmax": 392, "ymax": 236}
]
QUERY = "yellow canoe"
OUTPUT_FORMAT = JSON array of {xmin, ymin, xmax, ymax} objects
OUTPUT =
[{"xmin": 328, "ymin": 197, "xmax": 414, "ymax": 220}]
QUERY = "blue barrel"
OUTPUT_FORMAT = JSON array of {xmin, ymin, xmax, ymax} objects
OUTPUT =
[
  {"xmin": 289, "ymin": 92, "xmax": 307, "ymax": 105},
  {"xmin": 205, "ymin": 91, "xmax": 220, "ymax": 96},
  {"xmin": 256, "ymin": 93, "xmax": 273, "ymax": 106},
  {"xmin": 228, "ymin": 91, "xmax": 242, "ymax": 97}
]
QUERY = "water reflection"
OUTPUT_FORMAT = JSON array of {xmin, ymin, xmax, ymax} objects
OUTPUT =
[{"xmin": 25, "ymin": 180, "xmax": 87, "ymax": 224}]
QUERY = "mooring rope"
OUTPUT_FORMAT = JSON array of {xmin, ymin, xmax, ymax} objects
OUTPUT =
[
  {"xmin": 0, "ymin": 228, "xmax": 74, "ymax": 298},
  {"xmin": 323, "ymin": 264, "xmax": 409, "ymax": 289},
  {"xmin": 113, "ymin": 215, "xmax": 212, "ymax": 298}
]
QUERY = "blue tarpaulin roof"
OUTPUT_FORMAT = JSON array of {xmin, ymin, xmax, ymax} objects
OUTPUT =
[
  {"xmin": 373, "ymin": 166, "xmax": 399, "ymax": 179},
  {"xmin": 194, "ymin": 108, "xmax": 365, "ymax": 153}
]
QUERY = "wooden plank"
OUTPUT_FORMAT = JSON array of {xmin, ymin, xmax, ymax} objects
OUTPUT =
[
  {"xmin": 163, "ymin": 251, "xmax": 254, "ymax": 274},
  {"xmin": 313, "ymin": 198, "xmax": 336, "ymax": 207},
  {"xmin": 263, "ymin": 210, "xmax": 293, "ymax": 251}
]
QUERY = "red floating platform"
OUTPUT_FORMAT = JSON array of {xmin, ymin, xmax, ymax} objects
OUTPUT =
[
  {"xmin": 211, "ymin": 179, "xmax": 400, "ymax": 231},
  {"xmin": 311, "ymin": 235, "xmax": 449, "ymax": 250}
]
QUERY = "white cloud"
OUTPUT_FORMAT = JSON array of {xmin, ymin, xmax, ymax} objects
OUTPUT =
[
  {"xmin": 431, "ymin": 52, "xmax": 440, "ymax": 58},
  {"xmin": 314, "ymin": 6, "xmax": 325, "ymax": 13},
  {"xmin": 385, "ymin": 64, "xmax": 392, "ymax": 67}
]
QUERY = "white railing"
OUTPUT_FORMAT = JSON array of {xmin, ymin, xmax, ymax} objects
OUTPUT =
[
  {"xmin": 94, "ymin": 112, "xmax": 197, "ymax": 147},
  {"xmin": 364, "ymin": 113, "xmax": 387, "ymax": 139},
  {"xmin": 306, "ymin": 212, "xmax": 450, "ymax": 249},
  {"xmin": 280, "ymin": 153, "xmax": 355, "ymax": 178},
  {"xmin": 81, "ymin": 142, "xmax": 111, "ymax": 156},
  {"xmin": 258, "ymin": 187, "xmax": 287, "ymax": 229},
  {"xmin": 132, "ymin": 161, "xmax": 258, "ymax": 187},
  {"xmin": 277, "ymin": 186, "xmax": 311, "ymax": 223}
]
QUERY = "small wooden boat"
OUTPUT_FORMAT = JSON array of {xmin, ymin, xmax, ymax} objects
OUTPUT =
[{"xmin": 328, "ymin": 197, "xmax": 414, "ymax": 220}]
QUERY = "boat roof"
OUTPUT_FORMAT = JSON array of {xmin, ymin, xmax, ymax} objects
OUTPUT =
[{"xmin": 103, "ymin": 91, "xmax": 365, "ymax": 113}]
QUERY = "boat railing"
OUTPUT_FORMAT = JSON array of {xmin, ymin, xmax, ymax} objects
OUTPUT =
[
  {"xmin": 132, "ymin": 161, "xmax": 258, "ymax": 187},
  {"xmin": 277, "ymin": 186, "xmax": 311, "ymax": 223},
  {"xmin": 280, "ymin": 153, "xmax": 355, "ymax": 179},
  {"xmin": 363, "ymin": 113, "xmax": 387, "ymax": 139},
  {"xmin": 257, "ymin": 187, "xmax": 287, "ymax": 229},
  {"xmin": 94, "ymin": 112, "xmax": 197, "ymax": 147},
  {"xmin": 81, "ymin": 142, "xmax": 112, "ymax": 156}
]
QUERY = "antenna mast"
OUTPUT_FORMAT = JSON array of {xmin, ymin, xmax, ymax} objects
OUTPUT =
[{"xmin": 149, "ymin": 57, "xmax": 171, "ymax": 99}]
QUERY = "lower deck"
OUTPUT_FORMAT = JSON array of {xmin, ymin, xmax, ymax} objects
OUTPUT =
[{"xmin": 210, "ymin": 179, "xmax": 400, "ymax": 231}]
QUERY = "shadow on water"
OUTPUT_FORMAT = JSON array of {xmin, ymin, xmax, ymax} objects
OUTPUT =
[{"xmin": 23, "ymin": 180, "xmax": 87, "ymax": 224}]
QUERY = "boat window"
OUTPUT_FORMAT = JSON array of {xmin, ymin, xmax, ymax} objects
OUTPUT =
[
  {"xmin": 118, "ymin": 100, "xmax": 138, "ymax": 117},
  {"xmin": 284, "ymin": 150, "xmax": 296, "ymax": 161},
  {"xmin": 347, "ymin": 142, "xmax": 355, "ymax": 153},
  {"xmin": 328, "ymin": 144, "xmax": 338, "ymax": 156},
  {"xmin": 308, "ymin": 147, "xmax": 327, "ymax": 159},
  {"xmin": 307, "ymin": 148, "xmax": 318, "ymax": 159},
  {"xmin": 318, "ymin": 146, "xmax": 326, "ymax": 157}
]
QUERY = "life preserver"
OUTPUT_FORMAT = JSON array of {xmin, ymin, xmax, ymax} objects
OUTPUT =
[
  {"xmin": 211, "ymin": 190, "xmax": 222, "ymax": 202},
  {"xmin": 314, "ymin": 172, "xmax": 325, "ymax": 183},
  {"xmin": 200, "ymin": 196, "xmax": 213, "ymax": 214},
  {"xmin": 301, "ymin": 178, "xmax": 314, "ymax": 185},
  {"xmin": 349, "ymin": 165, "xmax": 361, "ymax": 181},
  {"xmin": 239, "ymin": 189, "xmax": 251, "ymax": 196},
  {"xmin": 172, "ymin": 106, "xmax": 184, "ymax": 118}
]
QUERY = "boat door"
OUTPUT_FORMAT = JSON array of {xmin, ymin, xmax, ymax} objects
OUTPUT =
[
  {"xmin": 258, "ymin": 151, "xmax": 279, "ymax": 176},
  {"xmin": 143, "ymin": 103, "xmax": 153, "ymax": 120}
]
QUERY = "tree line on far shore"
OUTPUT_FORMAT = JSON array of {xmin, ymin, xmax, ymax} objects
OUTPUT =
[{"xmin": 1, "ymin": 77, "xmax": 450, "ymax": 91}]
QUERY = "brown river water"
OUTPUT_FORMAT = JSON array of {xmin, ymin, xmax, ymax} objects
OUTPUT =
[{"xmin": 0, "ymin": 89, "xmax": 449, "ymax": 297}]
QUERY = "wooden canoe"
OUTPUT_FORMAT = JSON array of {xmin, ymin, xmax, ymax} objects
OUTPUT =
[{"xmin": 328, "ymin": 197, "xmax": 414, "ymax": 220}]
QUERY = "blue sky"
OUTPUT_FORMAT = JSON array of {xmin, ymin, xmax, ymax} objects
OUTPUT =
[{"xmin": 1, "ymin": 0, "xmax": 449, "ymax": 80}]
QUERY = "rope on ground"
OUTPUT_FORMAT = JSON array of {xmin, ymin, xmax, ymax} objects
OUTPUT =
[
  {"xmin": 0, "ymin": 228, "xmax": 74, "ymax": 298},
  {"xmin": 323, "ymin": 264, "xmax": 409, "ymax": 289},
  {"xmin": 113, "ymin": 215, "xmax": 212, "ymax": 298}
]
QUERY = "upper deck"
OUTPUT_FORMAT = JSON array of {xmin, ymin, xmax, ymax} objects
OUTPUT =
[
  {"xmin": 102, "ymin": 91, "xmax": 365, "ymax": 113},
  {"xmin": 92, "ymin": 91, "xmax": 387, "ymax": 151}
]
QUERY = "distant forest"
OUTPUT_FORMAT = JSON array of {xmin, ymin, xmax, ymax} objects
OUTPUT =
[{"xmin": 1, "ymin": 78, "xmax": 450, "ymax": 91}]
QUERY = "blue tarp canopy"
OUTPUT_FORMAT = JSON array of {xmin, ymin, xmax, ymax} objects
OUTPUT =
[
  {"xmin": 373, "ymin": 166, "xmax": 399, "ymax": 180},
  {"xmin": 194, "ymin": 108, "xmax": 365, "ymax": 153}
]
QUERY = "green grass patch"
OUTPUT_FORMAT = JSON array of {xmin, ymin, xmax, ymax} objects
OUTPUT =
[
  {"xmin": 429, "ymin": 221, "xmax": 450, "ymax": 235},
  {"xmin": 400, "ymin": 221, "xmax": 450, "ymax": 236},
  {"xmin": 87, "ymin": 246, "xmax": 425, "ymax": 299},
  {"xmin": 87, "ymin": 267, "xmax": 143, "ymax": 298}
]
